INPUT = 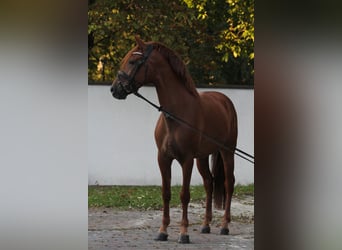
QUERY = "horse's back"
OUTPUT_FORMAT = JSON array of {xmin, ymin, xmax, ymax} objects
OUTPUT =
[{"xmin": 200, "ymin": 91, "xmax": 234, "ymax": 107}]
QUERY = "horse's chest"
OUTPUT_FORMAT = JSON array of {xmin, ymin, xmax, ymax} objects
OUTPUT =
[
  {"xmin": 156, "ymin": 117, "xmax": 198, "ymax": 160},
  {"xmin": 160, "ymin": 132, "xmax": 198, "ymax": 161},
  {"xmin": 161, "ymin": 137, "xmax": 179, "ymax": 159}
]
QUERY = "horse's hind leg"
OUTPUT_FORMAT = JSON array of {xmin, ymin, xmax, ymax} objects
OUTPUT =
[
  {"xmin": 220, "ymin": 150, "xmax": 235, "ymax": 235},
  {"xmin": 196, "ymin": 157, "xmax": 213, "ymax": 233},
  {"xmin": 154, "ymin": 152, "xmax": 172, "ymax": 241}
]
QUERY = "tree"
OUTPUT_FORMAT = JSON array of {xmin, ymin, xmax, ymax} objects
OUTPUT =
[{"xmin": 88, "ymin": 0, "xmax": 254, "ymax": 86}]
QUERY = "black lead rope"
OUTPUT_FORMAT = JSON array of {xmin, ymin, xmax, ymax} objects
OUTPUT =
[{"xmin": 133, "ymin": 91, "xmax": 255, "ymax": 164}]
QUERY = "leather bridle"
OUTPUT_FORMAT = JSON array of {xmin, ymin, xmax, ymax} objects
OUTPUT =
[{"xmin": 117, "ymin": 44, "xmax": 154, "ymax": 95}]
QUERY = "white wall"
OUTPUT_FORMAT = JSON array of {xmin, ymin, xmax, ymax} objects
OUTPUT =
[{"xmin": 88, "ymin": 85, "xmax": 254, "ymax": 186}]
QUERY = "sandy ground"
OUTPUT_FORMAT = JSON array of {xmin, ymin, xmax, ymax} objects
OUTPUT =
[{"xmin": 89, "ymin": 195, "xmax": 254, "ymax": 249}]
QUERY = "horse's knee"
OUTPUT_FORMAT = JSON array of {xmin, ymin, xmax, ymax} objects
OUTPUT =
[
  {"xmin": 162, "ymin": 190, "xmax": 171, "ymax": 202},
  {"xmin": 180, "ymin": 190, "xmax": 190, "ymax": 205}
]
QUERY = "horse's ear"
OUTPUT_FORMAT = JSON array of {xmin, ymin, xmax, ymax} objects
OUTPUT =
[{"xmin": 135, "ymin": 35, "xmax": 146, "ymax": 49}]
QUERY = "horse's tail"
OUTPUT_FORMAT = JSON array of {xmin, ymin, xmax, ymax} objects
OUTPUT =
[{"xmin": 211, "ymin": 151, "xmax": 226, "ymax": 210}]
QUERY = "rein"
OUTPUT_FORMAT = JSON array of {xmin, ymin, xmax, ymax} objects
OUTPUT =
[{"xmin": 133, "ymin": 91, "xmax": 255, "ymax": 164}]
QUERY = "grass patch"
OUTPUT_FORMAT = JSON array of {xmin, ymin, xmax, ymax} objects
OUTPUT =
[
  {"xmin": 88, "ymin": 184, "xmax": 254, "ymax": 210},
  {"xmin": 234, "ymin": 184, "xmax": 254, "ymax": 197}
]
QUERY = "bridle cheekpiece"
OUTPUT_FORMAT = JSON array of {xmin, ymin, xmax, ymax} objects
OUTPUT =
[{"xmin": 117, "ymin": 44, "xmax": 154, "ymax": 95}]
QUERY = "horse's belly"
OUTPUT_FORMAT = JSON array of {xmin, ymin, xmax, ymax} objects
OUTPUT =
[{"xmin": 193, "ymin": 140, "xmax": 220, "ymax": 158}]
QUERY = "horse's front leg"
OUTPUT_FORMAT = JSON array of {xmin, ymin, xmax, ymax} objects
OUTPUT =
[
  {"xmin": 178, "ymin": 158, "xmax": 194, "ymax": 243},
  {"xmin": 196, "ymin": 157, "xmax": 213, "ymax": 234},
  {"xmin": 154, "ymin": 152, "xmax": 172, "ymax": 241}
]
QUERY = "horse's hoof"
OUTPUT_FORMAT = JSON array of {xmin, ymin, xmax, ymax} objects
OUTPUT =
[
  {"xmin": 220, "ymin": 228, "xmax": 229, "ymax": 235},
  {"xmin": 178, "ymin": 234, "xmax": 190, "ymax": 244},
  {"xmin": 200, "ymin": 225, "xmax": 211, "ymax": 234},
  {"xmin": 154, "ymin": 232, "xmax": 168, "ymax": 241}
]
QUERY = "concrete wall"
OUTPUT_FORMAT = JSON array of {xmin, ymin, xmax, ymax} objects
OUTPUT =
[{"xmin": 88, "ymin": 85, "xmax": 254, "ymax": 186}]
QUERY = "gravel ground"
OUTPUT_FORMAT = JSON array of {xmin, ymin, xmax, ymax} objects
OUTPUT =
[{"xmin": 89, "ymin": 195, "xmax": 254, "ymax": 249}]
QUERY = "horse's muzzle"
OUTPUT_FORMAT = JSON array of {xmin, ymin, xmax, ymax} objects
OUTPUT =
[{"xmin": 111, "ymin": 81, "xmax": 128, "ymax": 100}]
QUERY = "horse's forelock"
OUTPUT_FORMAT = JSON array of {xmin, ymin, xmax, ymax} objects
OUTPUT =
[{"xmin": 120, "ymin": 46, "xmax": 138, "ymax": 68}]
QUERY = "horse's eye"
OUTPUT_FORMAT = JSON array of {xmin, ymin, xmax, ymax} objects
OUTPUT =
[{"xmin": 129, "ymin": 60, "xmax": 135, "ymax": 65}]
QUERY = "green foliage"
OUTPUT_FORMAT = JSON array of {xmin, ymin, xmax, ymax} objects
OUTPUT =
[
  {"xmin": 88, "ymin": 0, "xmax": 254, "ymax": 86},
  {"xmin": 88, "ymin": 184, "xmax": 254, "ymax": 210}
]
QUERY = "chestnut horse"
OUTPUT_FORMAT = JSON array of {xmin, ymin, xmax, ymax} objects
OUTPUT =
[{"xmin": 111, "ymin": 36, "xmax": 237, "ymax": 244}]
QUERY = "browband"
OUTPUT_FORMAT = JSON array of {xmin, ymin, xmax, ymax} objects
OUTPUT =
[{"xmin": 132, "ymin": 51, "xmax": 143, "ymax": 56}]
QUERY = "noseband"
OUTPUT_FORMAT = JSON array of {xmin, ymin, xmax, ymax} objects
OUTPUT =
[{"xmin": 117, "ymin": 44, "xmax": 154, "ymax": 95}]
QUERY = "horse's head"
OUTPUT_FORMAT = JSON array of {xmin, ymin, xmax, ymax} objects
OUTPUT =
[{"xmin": 111, "ymin": 36, "xmax": 154, "ymax": 99}]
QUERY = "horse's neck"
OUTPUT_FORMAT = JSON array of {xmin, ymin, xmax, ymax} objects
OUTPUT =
[{"xmin": 155, "ymin": 76, "xmax": 198, "ymax": 114}]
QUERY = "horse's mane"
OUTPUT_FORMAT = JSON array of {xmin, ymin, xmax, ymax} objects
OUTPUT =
[{"xmin": 149, "ymin": 42, "xmax": 198, "ymax": 97}]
